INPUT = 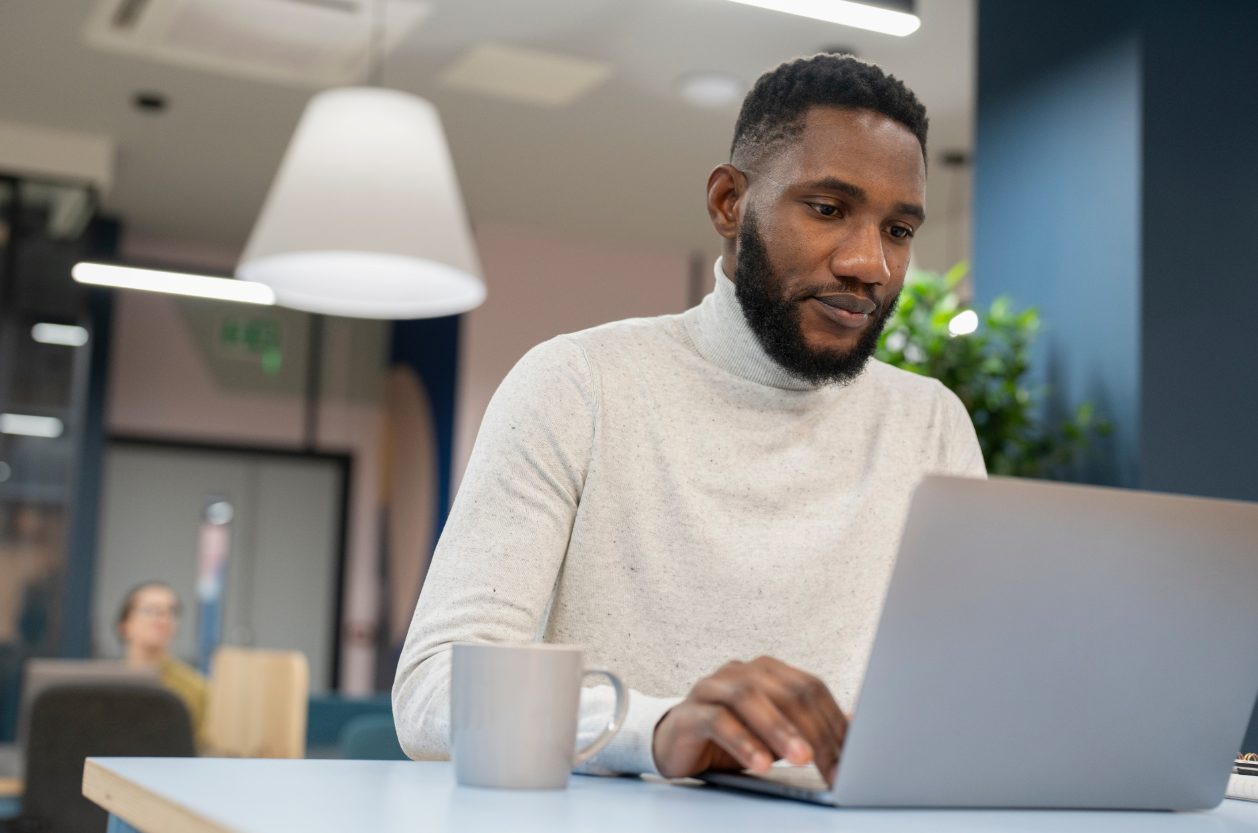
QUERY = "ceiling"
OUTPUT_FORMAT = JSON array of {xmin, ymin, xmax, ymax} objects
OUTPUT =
[{"xmin": 0, "ymin": 0, "xmax": 974, "ymax": 264}]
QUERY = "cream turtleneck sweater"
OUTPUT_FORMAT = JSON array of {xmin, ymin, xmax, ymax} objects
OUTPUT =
[{"xmin": 393, "ymin": 260, "xmax": 985, "ymax": 775}]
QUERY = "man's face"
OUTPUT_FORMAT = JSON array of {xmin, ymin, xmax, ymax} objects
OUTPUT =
[{"xmin": 730, "ymin": 107, "xmax": 925, "ymax": 385}]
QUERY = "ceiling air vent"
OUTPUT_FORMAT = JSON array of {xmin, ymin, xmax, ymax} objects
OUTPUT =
[{"xmin": 82, "ymin": 0, "xmax": 430, "ymax": 87}]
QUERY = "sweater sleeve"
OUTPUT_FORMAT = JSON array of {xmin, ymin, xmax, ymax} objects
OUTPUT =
[
  {"xmin": 391, "ymin": 335, "xmax": 678, "ymax": 776},
  {"xmin": 939, "ymin": 384, "xmax": 988, "ymax": 478}
]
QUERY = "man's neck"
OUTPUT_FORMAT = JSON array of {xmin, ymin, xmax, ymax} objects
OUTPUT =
[{"xmin": 683, "ymin": 257, "xmax": 827, "ymax": 391}]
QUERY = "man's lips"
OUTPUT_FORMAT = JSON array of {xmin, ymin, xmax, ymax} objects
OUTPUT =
[
  {"xmin": 813, "ymin": 293, "xmax": 877, "ymax": 315},
  {"xmin": 810, "ymin": 293, "xmax": 877, "ymax": 331}
]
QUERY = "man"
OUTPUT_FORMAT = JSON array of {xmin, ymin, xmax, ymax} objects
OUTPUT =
[{"xmin": 393, "ymin": 54, "xmax": 985, "ymax": 784}]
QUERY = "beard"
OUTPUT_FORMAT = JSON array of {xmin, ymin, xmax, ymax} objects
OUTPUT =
[{"xmin": 733, "ymin": 212, "xmax": 899, "ymax": 386}]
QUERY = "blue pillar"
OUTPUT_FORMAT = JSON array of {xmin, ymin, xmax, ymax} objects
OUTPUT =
[
  {"xmin": 974, "ymin": 2, "xmax": 1141, "ymax": 487},
  {"xmin": 1138, "ymin": 2, "xmax": 1258, "ymax": 502},
  {"xmin": 975, "ymin": 0, "xmax": 1258, "ymax": 500},
  {"xmin": 377, "ymin": 314, "xmax": 461, "ymax": 689},
  {"xmin": 388, "ymin": 315, "xmax": 460, "ymax": 553}
]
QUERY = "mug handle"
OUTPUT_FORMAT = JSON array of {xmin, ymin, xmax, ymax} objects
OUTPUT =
[{"xmin": 572, "ymin": 668, "xmax": 629, "ymax": 765}]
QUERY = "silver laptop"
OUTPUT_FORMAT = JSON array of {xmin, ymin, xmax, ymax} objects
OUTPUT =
[
  {"xmin": 701, "ymin": 475, "xmax": 1258, "ymax": 810},
  {"xmin": 0, "ymin": 659, "xmax": 159, "ymax": 780}
]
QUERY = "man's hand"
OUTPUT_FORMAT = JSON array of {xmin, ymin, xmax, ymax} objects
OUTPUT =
[{"xmin": 652, "ymin": 656, "xmax": 848, "ymax": 785}]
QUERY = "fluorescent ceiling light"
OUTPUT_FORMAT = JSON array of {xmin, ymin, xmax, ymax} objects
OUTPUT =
[
  {"xmin": 725, "ymin": 0, "xmax": 920, "ymax": 36},
  {"xmin": 72, "ymin": 263, "xmax": 276, "ymax": 306},
  {"xmin": 0, "ymin": 413, "xmax": 64, "ymax": 439},
  {"xmin": 31, "ymin": 322, "xmax": 89, "ymax": 347}
]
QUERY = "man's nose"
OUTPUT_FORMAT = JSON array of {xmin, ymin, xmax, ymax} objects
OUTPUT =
[{"xmin": 828, "ymin": 221, "xmax": 891, "ymax": 287}]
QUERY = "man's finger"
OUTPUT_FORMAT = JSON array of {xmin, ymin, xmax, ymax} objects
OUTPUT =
[
  {"xmin": 695, "ymin": 675, "xmax": 813, "ymax": 766},
  {"xmin": 697, "ymin": 704, "xmax": 775, "ymax": 773},
  {"xmin": 753, "ymin": 656, "xmax": 847, "ymax": 744},
  {"xmin": 750, "ymin": 658, "xmax": 846, "ymax": 781}
]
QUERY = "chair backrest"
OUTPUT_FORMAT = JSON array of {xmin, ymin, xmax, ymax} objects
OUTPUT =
[
  {"xmin": 203, "ymin": 646, "xmax": 309, "ymax": 759},
  {"xmin": 21, "ymin": 683, "xmax": 195, "ymax": 833},
  {"xmin": 16, "ymin": 659, "xmax": 160, "ymax": 747},
  {"xmin": 337, "ymin": 713, "xmax": 407, "ymax": 761},
  {"xmin": 305, "ymin": 693, "xmax": 392, "ymax": 750}
]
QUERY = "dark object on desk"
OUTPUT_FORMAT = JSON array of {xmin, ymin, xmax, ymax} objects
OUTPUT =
[
  {"xmin": 1243, "ymin": 696, "xmax": 1258, "ymax": 759},
  {"xmin": 1, "ymin": 684, "xmax": 195, "ymax": 833},
  {"xmin": 338, "ymin": 714, "xmax": 407, "ymax": 761}
]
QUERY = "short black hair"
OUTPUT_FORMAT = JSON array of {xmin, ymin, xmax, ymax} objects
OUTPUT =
[{"xmin": 731, "ymin": 54, "xmax": 928, "ymax": 169}]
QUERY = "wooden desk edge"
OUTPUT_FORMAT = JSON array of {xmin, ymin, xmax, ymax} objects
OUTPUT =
[{"xmin": 82, "ymin": 759, "xmax": 235, "ymax": 833}]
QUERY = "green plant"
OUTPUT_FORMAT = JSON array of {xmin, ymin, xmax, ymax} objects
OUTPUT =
[{"xmin": 875, "ymin": 262, "xmax": 1108, "ymax": 478}]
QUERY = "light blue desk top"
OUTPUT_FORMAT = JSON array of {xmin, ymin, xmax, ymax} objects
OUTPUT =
[{"xmin": 83, "ymin": 758, "xmax": 1258, "ymax": 833}]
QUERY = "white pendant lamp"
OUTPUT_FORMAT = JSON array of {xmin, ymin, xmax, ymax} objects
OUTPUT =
[{"xmin": 237, "ymin": 86, "xmax": 486, "ymax": 318}]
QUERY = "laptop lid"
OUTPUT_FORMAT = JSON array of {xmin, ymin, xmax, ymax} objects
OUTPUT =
[{"xmin": 832, "ymin": 475, "xmax": 1258, "ymax": 809}]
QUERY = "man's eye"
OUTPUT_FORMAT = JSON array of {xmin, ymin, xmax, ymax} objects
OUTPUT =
[
  {"xmin": 807, "ymin": 203, "xmax": 841, "ymax": 217},
  {"xmin": 888, "ymin": 225, "xmax": 915, "ymax": 240}
]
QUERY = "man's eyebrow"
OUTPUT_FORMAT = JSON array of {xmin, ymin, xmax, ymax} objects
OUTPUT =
[
  {"xmin": 797, "ymin": 176, "xmax": 926, "ymax": 223},
  {"xmin": 800, "ymin": 176, "xmax": 866, "ymax": 200},
  {"xmin": 894, "ymin": 202, "xmax": 926, "ymax": 223}
]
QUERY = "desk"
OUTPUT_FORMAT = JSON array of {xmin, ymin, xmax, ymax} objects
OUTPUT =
[{"xmin": 84, "ymin": 758, "xmax": 1258, "ymax": 833}]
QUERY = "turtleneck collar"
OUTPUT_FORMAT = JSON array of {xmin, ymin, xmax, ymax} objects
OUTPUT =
[{"xmin": 682, "ymin": 257, "xmax": 824, "ymax": 391}]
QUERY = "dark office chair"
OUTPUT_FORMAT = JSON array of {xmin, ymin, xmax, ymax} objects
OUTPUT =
[{"xmin": 2, "ymin": 684, "xmax": 196, "ymax": 833}]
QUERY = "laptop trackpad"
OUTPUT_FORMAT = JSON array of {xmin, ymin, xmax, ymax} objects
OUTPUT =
[{"xmin": 699, "ymin": 764, "xmax": 835, "ymax": 805}]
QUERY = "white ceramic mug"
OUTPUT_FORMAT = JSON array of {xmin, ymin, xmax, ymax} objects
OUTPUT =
[{"xmin": 450, "ymin": 642, "xmax": 628, "ymax": 789}]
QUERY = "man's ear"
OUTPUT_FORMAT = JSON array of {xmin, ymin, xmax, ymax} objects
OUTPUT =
[{"xmin": 706, "ymin": 164, "xmax": 744, "ymax": 241}]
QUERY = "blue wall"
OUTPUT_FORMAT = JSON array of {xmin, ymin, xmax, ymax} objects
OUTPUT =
[
  {"xmin": 1139, "ymin": 2, "xmax": 1258, "ymax": 502},
  {"xmin": 977, "ymin": 0, "xmax": 1258, "ymax": 499},
  {"xmin": 975, "ymin": 4, "xmax": 1142, "ymax": 487}
]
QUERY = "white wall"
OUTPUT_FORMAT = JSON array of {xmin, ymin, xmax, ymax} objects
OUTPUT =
[
  {"xmin": 108, "ymin": 235, "xmax": 387, "ymax": 694},
  {"xmin": 914, "ymin": 163, "xmax": 973, "ymax": 275},
  {"xmin": 454, "ymin": 221, "xmax": 694, "ymax": 486}
]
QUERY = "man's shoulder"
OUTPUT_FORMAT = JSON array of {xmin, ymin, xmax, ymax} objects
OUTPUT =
[
  {"xmin": 526, "ymin": 311, "xmax": 688, "ymax": 365},
  {"xmin": 507, "ymin": 311, "xmax": 690, "ymax": 390},
  {"xmin": 860, "ymin": 359, "xmax": 957, "ymax": 406},
  {"xmin": 563, "ymin": 310, "xmax": 688, "ymax": 349},
  {"xmin": 862, "ymin": 358, "xmax": 943, "ymax": 390}
]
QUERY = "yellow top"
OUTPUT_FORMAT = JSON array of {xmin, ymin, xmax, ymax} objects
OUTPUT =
[{"xmin": 160, "ymin": 657, "xmax": 208, "ymax": 748}]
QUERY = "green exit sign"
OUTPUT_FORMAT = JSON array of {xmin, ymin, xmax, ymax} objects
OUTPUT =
[{"xmin": 219, "ymin": 316, "xmax": 284, "ymax": 375}]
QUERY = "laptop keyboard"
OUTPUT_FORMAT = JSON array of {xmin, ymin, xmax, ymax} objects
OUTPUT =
[{"xmin": 756, "ymin": 763, "xmax": 830, "ymax": 792}]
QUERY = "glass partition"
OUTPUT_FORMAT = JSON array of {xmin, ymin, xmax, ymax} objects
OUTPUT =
[{"xmin": 0, "ymin": 173, "xmax": 101, "ymax": 740}]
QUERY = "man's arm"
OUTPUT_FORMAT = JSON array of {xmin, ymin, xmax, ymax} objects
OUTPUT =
[
  {"xmin": 391, "ymin": 336, "xmax": 679, "ymax": 775},
  {"xmin": 940, "ymin": 384, "xmax": 987, "ymax": 478}
]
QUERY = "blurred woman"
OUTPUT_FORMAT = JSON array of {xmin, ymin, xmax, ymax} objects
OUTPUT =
[{"xmin": 116, "ymin": 582, "xmax": 206, "ymax": 744}]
